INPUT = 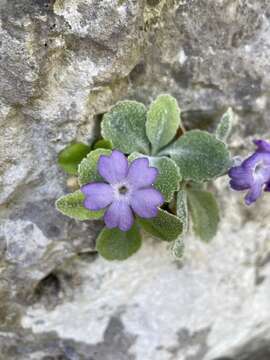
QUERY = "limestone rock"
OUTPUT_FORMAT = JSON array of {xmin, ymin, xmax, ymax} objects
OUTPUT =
[{"xmin": 1, "ymin": 1, "xmax": 270, "ymax": 359}]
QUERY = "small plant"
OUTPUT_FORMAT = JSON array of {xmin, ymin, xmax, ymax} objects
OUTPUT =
[{"xmin": 56, "ymin": 95, "xmax": 233, "ymax": 260}]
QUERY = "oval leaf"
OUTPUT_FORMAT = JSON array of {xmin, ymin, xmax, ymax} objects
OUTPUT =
[
  {"xmin": 101, "ymin": 100, "xmax": 150, "ymax": 154},
  {"xmin": 78, "ymin": 149, "xmax": 111, "ymax": 186},
  {"xmin": 93, "ymin": 139, "xmax": 112, "ymax": 150},
  {"xmin": 129, "ymin": 152, "xmax": 181, "ymax": 202},
  {"xmin": 146, "ymin": 94, "xmax": 181, "ymax": 154},
  {"xmin": 151, "ymin": 157, "xmax": 181, "ymax": 202},
  {"xmin": 138, "ymin": 209, "xmax": 183, "ymax": 241},
  {"xmin": 56, "ymin": 190, "xmax": 104, "ymax": 220},
  {"xmin": 187, "ymin": 188, "xmax": 219, "ymax": 242},
  {"xmin": 96, "ymin": 224, "xmax": 142, "ymax": 261},
  {"xmin": 162, "ymin": 130, "xmax": 231, "ymax": 182},
  {"xmin": 58, "ymin": 143, "xmax": 91, "ymax": 175},
  {"xmin": 216, "ymin": 107, "xmax": 234, "ymax": 142}
]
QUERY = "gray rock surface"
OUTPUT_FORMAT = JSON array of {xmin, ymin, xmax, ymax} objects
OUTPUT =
[{"xmin": 1, "ymin": 0, "xmax": 270, "ymax": 359}]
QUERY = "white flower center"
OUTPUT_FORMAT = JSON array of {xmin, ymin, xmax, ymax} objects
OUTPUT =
[
  {"xmin": 112, "ymin": 181, "xmax": 132, "ymax": 202},
  {"xmin": 255, "ymin": 161, "xmax": 262, "ymax": 172},
  {"xmin": 253, "ymin": 161, "xmax": 268, "ymax": 181}
]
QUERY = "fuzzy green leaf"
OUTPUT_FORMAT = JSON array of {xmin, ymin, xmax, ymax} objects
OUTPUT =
[
  {"xmin": 96, "ymin": 224, "xmax": 142, "ymax": 260},
  {"xmin": 146, "ymin": 94, "xmax": 181, "ymax": 154},
  {"xmin": 187, "ymin": 188, "xmax": 219, "ymax": 242},
  {"xmin": 148, "ymin": 157, "xmax": 181, "ymax": 202},
  {"xmin": 216, "ymin": 108, "xmax": 234, "ymax": 142},
  {"xmin": 162, "ymin": 130, "xmax": 231, "ymax": 182},
  {"xmin": 58, "ymin": 143, "xmax": 91, "ymax": 175},
  {"xmin": 176, "ymin": 189, "xmax": 189, "ymax": 233},
  {"xmin": 129, "ymin": 152, "xmax": 181, "ymax": 202},
  {"xmin": 138, "ymin": 209, "xmax": 183, "ymax": 241},
  {"xmin": 78, "ymin": 148, "xmax": 111, "ymax": 186},
  {"xmin": 171, "ymin": 236, "xmax": 185, "ymax": 258},
  {"xmin": 171, "ymin": 190, "xmax": 188, "ymax": 258},
  {"xmin": 93, "ymin": 139, "xmax": 112, "ymax": 150},
  {"xmin": 56, "ymin": 190, "xmax": 104, "ymax": 220},
  {"xmin": 101, "ymin": 100, "xmax": 150, "ymax": 154}
]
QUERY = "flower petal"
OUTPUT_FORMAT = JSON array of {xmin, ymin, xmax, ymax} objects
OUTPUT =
[
  {"xmin": 245, "ymin": 182, "xmax": 263, "ymax": 205},
  {"xmin": 81, "ymin": 183, "xmax": 113, "ymax": 211},
  {"xmin": 130, "ymin": 188, "xmax": 164, "ymax": 218},
  {"xmin": 230, "ymin": 180, "xmax": 250, "ymax": 191},
  {"xmin": 228, "ymin": 165, "xmax": 253, "ymax": 189},
  {"xmin": 253, "ymin": 139, "xmax": 270, "ymax": 153},
  {"xmin": 98, "ymin": 150, "xmax": 128, "ymax": 184},
  {"xmin": 242, "ymin": 152, "xmax": 270, "ymax": 169},
  {"xmin": 104, "ymin": 201, "xmax": 134, "ymax": 232},
  {"xmin": 127, "ymin": 158, "xmax": 158, "ymax": 189}
]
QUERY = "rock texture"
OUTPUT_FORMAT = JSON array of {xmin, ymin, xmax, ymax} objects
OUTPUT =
[{"xmin": 1, "ymin": 0, "xmax": 270, "ymax": 359}]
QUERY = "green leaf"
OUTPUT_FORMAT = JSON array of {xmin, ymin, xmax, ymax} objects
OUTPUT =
[
  {"xmin": 55, "ymin": 190, "xmax": 104, "ymax": 220},
  {"xmin": 171, "ymin": 236, "xmax": 185, "ymax": 258},
  {"xmin": 138, "ymin": 209, "xmax": 183, "ymax": 241},
  {"xmin": 96, "ymin": 224, "xmax": 142, "ymax": 260},
  {"xmin": 58, "ymin": 143, "xmax": 91, "ymax": 175},
  {"xmin": 148, "ymin": 157, "xmax": 181, "ymax": 202},
  {"xmin": 78, "ymin": 148, "xmax": 111, "ymax": 186},
  {"xmin": 170, "ymin": 189, "xmax": 188, "ymax": 258},
  {"xmin": 129, "ymin": 152, "xmax": 181, "ymax": 202},
  {"xmin": 176, "ymin": 189, "xmax": 189, "ymax": 232},
  {"xmin": 216, "ymin": 108, "xmax": 234, "ymax": 142},
  {"xmin": 187, "ymin": 188, "xmax": 220, "ymax": 242},
  {"xmin": 101, "ymin": 100, "xmax": 150, "ymax": 154},
  {"xmin": 93, "ymin": 139, "xmax": 112, "ymax": 150},
  {"xmin": 146, "ymin": 94, "xmax": 181, "ymax": 154},
  {"xmin": 162, "ymin": 130, "xmax": 231, "ymax": 182}
]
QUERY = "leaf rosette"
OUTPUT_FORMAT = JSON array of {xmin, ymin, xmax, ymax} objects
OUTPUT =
[{"xmin": 56, "ymin": 95, "xmax": 232, "ymax": 260}]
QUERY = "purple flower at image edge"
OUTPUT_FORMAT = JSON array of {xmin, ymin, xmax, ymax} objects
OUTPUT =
[
  {"xmin": 81, "ymin": 150, "xmax": 164, "ymax": 231},
  {"xmin": 228, "ymin": 139, "xmax": 270, "ymax": 205}
]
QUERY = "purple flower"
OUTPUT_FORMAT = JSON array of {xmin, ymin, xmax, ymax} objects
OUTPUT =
[
  {"xmin": 229, "ymin": 139, "xmax": 270, "ymax": 205},
  {"xmin": 81, "ymin": 150, "xmax": 164, "ymax": 231}
]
